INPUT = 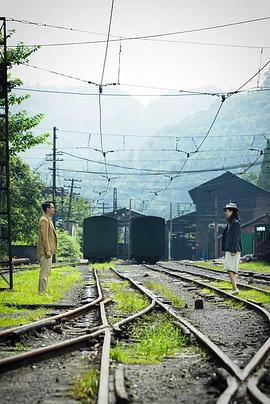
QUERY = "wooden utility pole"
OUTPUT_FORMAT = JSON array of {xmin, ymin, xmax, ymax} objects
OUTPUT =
[
  {"xmin": 168, "ymin": 202, "xmax": 173, "ymax": 260},
  {"xmin": 127, "ymin": 198, "xmax": 132, "ymax": 260}
]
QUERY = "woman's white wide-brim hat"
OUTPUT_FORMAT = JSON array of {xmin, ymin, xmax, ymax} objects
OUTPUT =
[{"xmin": 223, "ymin": 202, "xmax": 239, "ymax": 211}]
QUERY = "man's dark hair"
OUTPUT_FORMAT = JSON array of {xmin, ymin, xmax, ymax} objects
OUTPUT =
[{"xmin": 42, "ymin": 201, "xmax": 54, "ymax": 213}]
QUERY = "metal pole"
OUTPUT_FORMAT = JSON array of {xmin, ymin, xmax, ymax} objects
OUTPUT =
[
  {"xmin": 52, "ymin": 126, "xmax": 57, "ymax": 228},
  {"xmin": 67, "ymin": 178, "xmax": 74, "ymax": 225},
  {"xmin": 113, "ymin": 187, "xmax": 117, "ymax": 212},
  {"xmin": 2, "ymin": 18, "xmax": 12, "ymax": 288},
  {"xmin": 61, "ymin": 187, "xmax": 64, "ymax": 230},
  {"xmin": 168, "ymin": 202, "xmax": 173, "ymax": 260},
  {"xmin": 128, "ymin": 198, "xmax": 131, "ymax": 261},
  {"xmin": 214, "ymin": 195, "xmax": 218, "ymax": 258}
]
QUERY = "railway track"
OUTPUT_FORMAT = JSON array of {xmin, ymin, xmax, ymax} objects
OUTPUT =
[
  {"xmin": 1, "ymin": 262, "xmax": 270, "ymax": 403},
  {"xmin": 0, "ymin": 265, "xmax": 162, "ymax": 403},
  {"xmin": 183, "ymin": 261, "xmax": 270, "ymax": 286},
  {"xmin": 113, "ymin": 263, "xmax": 270, "ymax": 403},
  {"xmin": 0, "ymin": 266, "xmax": 111, "ymax": 402},
  {"xmin": 157, "ymin": 261, "xmax": 270, "ymax": 301}
]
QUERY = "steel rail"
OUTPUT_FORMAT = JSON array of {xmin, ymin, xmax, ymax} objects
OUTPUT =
[
  {"xmin": 144, "ymin": 264, "xmax": 270, "ymax": 382},
  {"xmin": 183, "ymin": 262, "xmax": 270, "ymax": 283},
  {"xmin": 158, "ymin": 263, "xmax": 270, "ymax": 297},
  {"xmin": 113, "ymin": 299, "xmax": 156, "ymax": 332},
  {"xmin": 0, "ymin": 268, "xmax": 106, "ymax": 373},
  {"xmin": 0, "ymin": 268, "xmax": 102, "ymax": 342},
  {"xmin": 247, "ymin": 369, "xmax": 270, "ymax": 404},
  {"xmin": 112, "ymin": 268, "xmax": 242, "ymax": 378},
  {"xmin": 146, "ymin": 264, "xmax": 270, "ymax": 321},
  {"xmin": 148, "ymin": 264, "xmax": 270, "ymax": 402},
  {"xmin": 113, "ymin": 267, "xmax": 270, "ymax": 404},
  {"xmin": 0, "ymin": 327, "xmax": 107, "ymax": 373},
  {"xmin": 0, "ymin": 268, "xmax": 156, "ymax": 404}
]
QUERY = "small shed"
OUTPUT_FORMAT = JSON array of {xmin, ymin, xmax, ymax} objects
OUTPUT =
[
  {"xmin": 166, "ymin": 212, "xmax": 196, "ymax": 260},
  {"xmin": 189, "ymin": 171, "xmax": 270, "ymax": 259}
]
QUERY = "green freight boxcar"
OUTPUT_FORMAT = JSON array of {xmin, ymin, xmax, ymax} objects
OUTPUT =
[
  {"xmin": 130, "ymin": 216, "xmax": 165, "ymax": 264},
  {"xmin": 83, "ymin": 216, "xmax": 118, "ymax": 262}
]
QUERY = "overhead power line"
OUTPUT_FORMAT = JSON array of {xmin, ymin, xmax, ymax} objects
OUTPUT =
[
  {"xmin": 33, "ymin": 127, "xmax": 270, "ymax": 139},
  {"xmin": 7, "ymin": 15, "xmax": 270, "ymax": 47},
  {"xmin": 151, "ymin": 56, "xmax": 270, "ymax": 197},
  {"xmin": 98, "ymin": 0, "xmax": 115, "ymax": 184},
  {"xmin": 54, "ymin": 157, "xmax": 270, "ymax": 175},
  {"xmin": 14, "ymin": 86, "xmax": 270, "ymax": 97},
  {"xmin": 7, "ymin": 17, "xmax": 270, "ymax": 50},
  {"xmin": 19, "ymin": 63, "xmax": 270, "ymax": 97}
]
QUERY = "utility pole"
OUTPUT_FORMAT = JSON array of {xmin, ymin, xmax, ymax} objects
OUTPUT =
[
  {"xmin": 0, "ymin": 18, "xmax": 13, "ymax": 289},
  {"xmin": 177, "ymin": 202, "xmax": 181, "ymax": 217},
  {"xmin": 127, "ymin": 198, "xmax": 132, "ymax": 261},
  {"xmin": 67, "ymin": 178, "xmax": 74, "ymax": 225},
  {"xmin": 113, "ymin": 187, "xmax": 117, "ymax": 212},
  {"xmin": 168, "ymin": 202, "xmax": 173, "ymax": 260},
  {"xmin": 214, "ymin": 195, "xmax": 218, "ymax": 259},
  {"xmin": 65, "ymin": 178, "xmax": 81, "ymax": 226},
  {"xmin": 61, "ymin": 187, "xmax": 65, "ymax": 230},
  {"xmin": 52, "ymin": 126, "xmax": 57, "ymax": 229}
]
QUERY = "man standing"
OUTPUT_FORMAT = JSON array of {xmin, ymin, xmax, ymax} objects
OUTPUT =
[{"xmin": 37, "ymin": 201, "xmax": 57, "ymax": 296}]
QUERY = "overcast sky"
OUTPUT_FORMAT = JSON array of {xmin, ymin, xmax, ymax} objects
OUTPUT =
[{"xmin": 3, "ymin": 0, "xmax": 270, "ymax": 104}]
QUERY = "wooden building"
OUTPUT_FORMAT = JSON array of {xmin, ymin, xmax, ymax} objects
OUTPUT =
[
  {"xmin": 166, "ymin": 212, "xmax": 196, "ymax": 260},
  {"xmin": 189, "ymin": 171, "xmax": 270, "ymax": 260}
]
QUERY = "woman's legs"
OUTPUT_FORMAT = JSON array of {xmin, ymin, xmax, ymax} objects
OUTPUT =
[
  {"xmin": 224, "ymin": 251, "xmax": 240, "ymax": 292},
  {"xmin": 228, "ymin": 271, "xmax": 238, "ymax": 290}
]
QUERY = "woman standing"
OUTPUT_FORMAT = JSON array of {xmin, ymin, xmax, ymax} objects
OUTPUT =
[{"xmin": 222, "ymin": 202, "xmax": 242, "ymax": 294}]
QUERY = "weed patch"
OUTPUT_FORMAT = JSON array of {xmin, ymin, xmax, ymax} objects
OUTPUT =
[
  {"xmin": 207, "ymin": 281, "xmax": 270, "ymax": 305},
  {"xmin": 0, "ymin": 266, "xmax": 82, "ymax": 328},
  {"xmin": 111, "ymin": 312, "xmax": 188, "ymax": 364},
  {"xmin": 145, "ymin": 280, "xmax": 186, "ymax": 308},
  {"xmin": 72, "ymin": 368, "xmax": 99, "ymax": 403},
  {"xmin": 89, "ymin": 261, "xmax": 115, "ymax": 271},
  {"xmin": 103, "ymin": 280, "xmax": 149, "ymax": 315}
]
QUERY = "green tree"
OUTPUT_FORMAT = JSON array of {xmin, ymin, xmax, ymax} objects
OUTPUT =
[
  {"xmin": 0, "ymin": 31, "xmax": 49, "ymax": 243},
  {"xmin": 258, "ymin": 139, "xmax": 270, "ymax": 191},
  {"xmin": 240, "ymin": 172, "xmax": 259, "ymax": 186},
  {"xmin": 1, "ymin": 30, "xmax": 49, "ymax": 153},
  {"xmin": 56, "ymin": 230, "xmax": 82, "ymax": 262},
  {"xmin": 10, "ymin": 157, "xmax": 45, "ymax": 243},
  {"xmin": 68, "ymin": 196, "xmax": 92, "ymax": 226}
]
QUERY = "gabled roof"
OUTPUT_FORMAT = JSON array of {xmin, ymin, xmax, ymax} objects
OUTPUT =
[
  {"xmin": 189, "ymin": 171, "xmax": 270, "ymax": 204},
  {"xmin": 169, "ymin": 211, "xmax": 196, "ymax": 224},
  {"xmin": 242, "ymin": 213, "xmax": 270, "ymax": 228},
  {"xmin": 103, "ymin": 207, "xmax": 145, "ymax": 217}
]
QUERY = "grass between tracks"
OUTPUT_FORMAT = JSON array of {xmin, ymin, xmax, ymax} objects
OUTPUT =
[
  {"xmin": 0, "ymin": 266, "xmax": 83, "ymax": 328},
  {"xmin": 72, "ymin": 368, "xmax": 99, "ymax": 403},
  {"xmin": 202, "ymin": 280, "xmax": 270, "ymax": 306},
  {"xmin": 103, "ymin": 279, "xmax": 149, "ymax": 315},
  {"xmin": 194, "ymin": 260, "xmax": 270, "ymax": 273},
  {"xmin": 88, "ymin": 261, "xmax": 116, "ymax": 271},
  {"xmin": 201, "ymin": 287, "xmax": 245, "ymax": 309},
  {"xmin": 145, "ymin": 280, "xmax": 186, "ymax": 308},
  {"xmin": 111, "ymin": 312, "xmax": 189, "ymax": 364}
]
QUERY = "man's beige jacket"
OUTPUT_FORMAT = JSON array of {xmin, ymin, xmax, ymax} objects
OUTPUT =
[{"xmin": 37, "ymin": 214, "xmax": 57, "ymax": 257}]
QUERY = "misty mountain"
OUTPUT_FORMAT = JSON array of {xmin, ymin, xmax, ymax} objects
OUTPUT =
[{"xmin": 18, "ymin": 79, "xmax": 270, "ymax": 218}]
